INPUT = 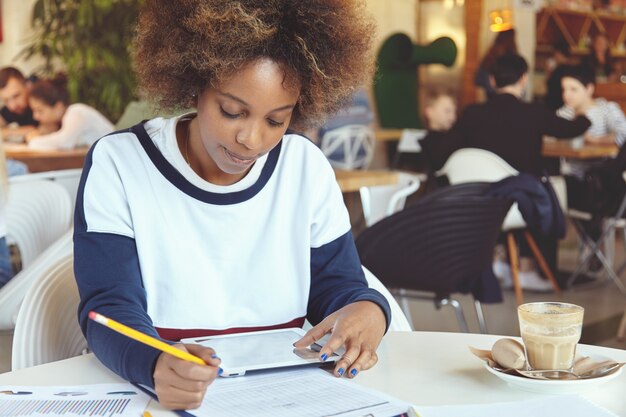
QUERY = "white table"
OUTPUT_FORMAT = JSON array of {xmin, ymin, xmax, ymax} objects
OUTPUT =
[{"xmin": 1, "ymin": 331, "xmax": 624, "ymax": 415}]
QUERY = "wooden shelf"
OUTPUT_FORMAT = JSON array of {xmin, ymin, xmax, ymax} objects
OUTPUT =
[{"xmin": 536, "ymin": 7, "xmax": 626, "ymax": 55}]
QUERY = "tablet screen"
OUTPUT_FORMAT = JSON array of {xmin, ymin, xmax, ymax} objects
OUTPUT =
[{"xmin": 190, "ymin": 329, "xmax": 339, "ymax": 375}]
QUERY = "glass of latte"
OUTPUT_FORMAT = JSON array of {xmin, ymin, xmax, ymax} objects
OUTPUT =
[{"xmin": 517, "ymin": 302, "xmax": 584, "ymax": 371}]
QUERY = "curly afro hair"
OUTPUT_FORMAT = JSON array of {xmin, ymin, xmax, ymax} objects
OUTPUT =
[{"xmin": 133, "ymin": 0, "xmax": 376, "ymax": 130}]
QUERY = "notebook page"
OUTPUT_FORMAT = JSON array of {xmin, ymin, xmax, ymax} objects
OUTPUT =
[
  {"xmin": 186, "ymin": 367, "xmax": 412, "ymax": 417},
  {"xmin": 0, "ymin": 383, "xmax": 150, "ymax": 416}
]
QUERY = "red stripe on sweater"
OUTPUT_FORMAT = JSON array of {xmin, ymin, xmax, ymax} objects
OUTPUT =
[{"xmin": 155, "ymin": 317, "xmax": 306, "ymax": 341}]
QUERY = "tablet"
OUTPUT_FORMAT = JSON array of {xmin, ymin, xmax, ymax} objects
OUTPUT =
[{"xmin": 181, "ymin": 328, "xmax": 340, "ymax": 376}]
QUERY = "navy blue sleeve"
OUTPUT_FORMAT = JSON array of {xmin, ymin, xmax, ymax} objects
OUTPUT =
[
  {"xmin": 74, "ymin": 144, "xmax": 168, "ymax": 388},
  {"xmin": 308, "ymin": 231, "xmax": 391, "ymax": 331},
  {"xmin": 74, "ymin": 231, "xmax": 168, "ymax": 388}
]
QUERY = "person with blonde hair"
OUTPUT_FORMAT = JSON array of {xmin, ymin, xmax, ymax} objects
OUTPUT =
[{"xmin": 74, "ymin": 0, "xmax": 390, "ymax": 410}]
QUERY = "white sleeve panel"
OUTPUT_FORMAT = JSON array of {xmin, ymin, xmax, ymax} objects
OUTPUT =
[
  {"xmin": 308, "ymin": 146, "xmax": 351, "ymax": 248},
  {"xmin": 81, "ymin": 139, "xmax": 135, "ymax": 238}
]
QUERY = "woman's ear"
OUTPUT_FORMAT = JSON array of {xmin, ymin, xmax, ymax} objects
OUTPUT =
[{"xmin": 587, "ymin": 83, "xmax": 595, "ymax": 98}]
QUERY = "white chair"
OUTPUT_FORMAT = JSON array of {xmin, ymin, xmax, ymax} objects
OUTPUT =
[
  {"xmin": 0, "ymin": 229, "xmax": 73, "ymax": 331},
  {"xmin": 303, "ymin": 266, "xmax": 412, "ymax": 332},
  {"xmin": 10, "ymin": 168, "xmax": 82, "ymax": 209},
  {"xmin": 362, "ymin": 266, "xmax": 412, "ymax": 331},
  {"xmin": 438, "ymin": 148, "xmax": 562, "ymax": 305},
  {"xmin": 359, "ymin": 172, "xmax": 421, "ymax": 227},
  {"xmin": 5, "ymin": 179, "xmax": 72, "ymax": 269},
  {"xmin": 320, "ymin": 124, "xmax": 375, "ymax": 170},
  {"xmin": 12, "ymin": 254, "xmax": 87, "ymax": 370}
]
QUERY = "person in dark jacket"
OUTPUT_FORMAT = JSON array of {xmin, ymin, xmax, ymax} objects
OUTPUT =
[{"xmin": 430, "ymin": 54, "xmax": 592, "ymax": 291}]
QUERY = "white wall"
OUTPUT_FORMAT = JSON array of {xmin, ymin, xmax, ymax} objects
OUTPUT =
[
  {"xmin": 366, "ymin": 0, "xmax": 417, "ymax": 45},
  {"xmin": 0, "ymin": 0, "xmax": 42, "ymax": 75},
  {"xmin": 418, "ymin": 1, "xmax": 465, "ymax": 96}
]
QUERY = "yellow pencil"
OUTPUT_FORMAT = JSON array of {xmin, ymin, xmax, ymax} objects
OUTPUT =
[
  {"xmin": 88, "ymin": 311, "xmax": 206, "ymax": 366},
  {"xmin": 143, "ymin": 412, "xmax": 153, "ymax": 417}
]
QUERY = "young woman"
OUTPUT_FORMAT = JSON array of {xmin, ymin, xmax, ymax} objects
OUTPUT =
[
  {"xmin": 557, "ymin": 64, "xmax": 626, "ymax": 179},
  {"xmin": 74, "ymin": 0, "xmax": 390, "ymax": 411},
  {"xmin": 558, "ymin": 64, "xmax": 626, "ymax": 241},
  {"xmin": 26, "ymin": 75, "xmax": 114, "ymax": 150}
]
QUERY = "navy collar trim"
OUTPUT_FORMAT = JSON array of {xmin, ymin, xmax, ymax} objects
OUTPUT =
[{"xmin": 130, "ymin": 122, "xmax": 282, "ymax": 205}]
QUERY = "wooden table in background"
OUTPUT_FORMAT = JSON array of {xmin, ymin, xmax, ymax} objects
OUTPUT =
[
  {"xmin": 374, "ymin": 128, "xmax": 404, "ymax": 142},
  {"xmin": 4, "ymin": 144, "xmax": 88, "ymax": 173},
  {"xmin": 334, "ymin": 169, "xmax": 399, "ymax": 193},
  {"xmin": 542, "ymin": 140, "xmax": 619, "ymax": 159}
]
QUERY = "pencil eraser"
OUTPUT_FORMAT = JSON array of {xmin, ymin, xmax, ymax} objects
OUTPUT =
[{"xmin": 88, "ymin": 311, "xmax": 96, "ymax": 320}]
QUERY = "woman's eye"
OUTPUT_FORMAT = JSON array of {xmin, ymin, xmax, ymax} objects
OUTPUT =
[
  {"xmin": 220, "ymin": 107, "xmax": 242, "ymax": 119},
  {"xmin": 268, "ymin": 119, "xmax": 284, "ymax": 127}
]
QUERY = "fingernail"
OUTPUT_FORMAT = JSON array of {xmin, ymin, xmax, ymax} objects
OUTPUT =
[
  {"xmin": 338, "ymin": 368, "xmax": 344, "ymax": 376},
  {"xmin": 292, "ymin": 342, "xmax": 296, "ymax": 347},
  {"xmin": 217, "ymin": 367, "xmax": 223, "ymax": 376},
  {"xmin": 320, "ymin": 353, "xmax": 328, "ymax": 361},
  {"xmin": 350, "ymin": 368, "xmax": 358, "ymax": 376},
  {"xmin": 211, "ymin": 354, "xmax": 219, "ymax": 359}
]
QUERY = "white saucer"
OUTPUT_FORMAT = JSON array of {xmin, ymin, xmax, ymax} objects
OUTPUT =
[{"xmin": 484, "ymin": 349, "xmax": 623, "ymax": 394}]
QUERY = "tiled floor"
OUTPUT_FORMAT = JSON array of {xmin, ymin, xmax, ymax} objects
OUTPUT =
[{"xmin": 1, "ymin": 222, "xmax": 624, "ymax": 375}]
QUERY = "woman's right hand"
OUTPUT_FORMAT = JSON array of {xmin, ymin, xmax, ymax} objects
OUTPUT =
[{"xmin": 153, "ymin": 343, "xmax": 221, "ymax": 410}]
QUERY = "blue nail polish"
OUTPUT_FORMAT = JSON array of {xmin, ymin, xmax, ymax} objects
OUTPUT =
[
  {"xmin": 351, "ymin": 368, "xmax": 358, "ymax": 376},
  {"xmin": 320, "ymin": 353, "xmax": 328, "ymax": 361},
  {"xmin": 217, "ymin": 367, "xmax": 223, "ymax": 376},
  {"xmin": 338, "ymin": 368, "xmax": 344, "ymax": 376},
  {"xmin": 211, "ymin": 354, "xmax": 219, "ymax": 359}
]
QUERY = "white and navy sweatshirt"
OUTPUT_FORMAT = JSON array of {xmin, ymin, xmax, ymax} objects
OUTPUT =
[{"xmin": 74, "ymin": 116, "xmax": 391, "ymax": 388}]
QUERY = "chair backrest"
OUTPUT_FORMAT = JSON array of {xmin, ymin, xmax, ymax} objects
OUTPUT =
[
  {"xmin": 356, "ymin": 183, "xmax": 512, "ymax": 298},
  {"xmin": 10, "ymin": 168, "xmax": 82, "ymax": 209},
  {"xmin": 5, "ymin": 179, "xmax": 72, "ymax": 269},
  {"xmin": 362, "ymin": 266, "xmax": 412, "ymax": 332},
  {"xmin": 0, "ymin": 229, "xmax": 73, "ymax": 331},
  {"xmin": 438, "ymin": 148, "xmax": 528, "ymax": 230},
  {"xmin": 12, "ymin": 254, "xmax": 87, "ymax": 370},
  {"xmin": 438, "ymin": 148, "xmax": 519, "ymax": 184},
  {"xmin": 359, "ymin": 172, "xmax": 421, "ymax": 227},
  {"xmin": 320, "ymin": 124, "xmax": 375, "ymax": 170}
]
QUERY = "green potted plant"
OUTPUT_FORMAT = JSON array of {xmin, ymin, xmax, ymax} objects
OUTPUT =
[{"xmin": 20, "ymin": 0, "xmax": 143, "ymax": 122}]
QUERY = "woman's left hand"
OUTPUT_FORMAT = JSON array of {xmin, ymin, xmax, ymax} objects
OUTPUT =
[{"xmin": 293, "ymin": 301, "xmax": 387, "ymax": 378}]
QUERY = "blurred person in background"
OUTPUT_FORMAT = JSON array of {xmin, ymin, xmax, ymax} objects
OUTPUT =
[
  {"xmin": 420, "ymin": 89, "xmax": 457, "ymax": 174},
  {"xmin": 475, "ymin": 29, "xmax": 518, "ymax": 101},
  {"xmin": 25, "ymin": 74, "xmax": 114, "ymax": 150},
  {"xmin": 557, "ymin": 64, "xmax": 626, "ymax": 253},
  {"xmin": 582, "ymin": 32, "xmax": 617, "ymax": 83},
  {"xmin": 0, "ymin": 67, "xmax": 38, "ymax": 139}
]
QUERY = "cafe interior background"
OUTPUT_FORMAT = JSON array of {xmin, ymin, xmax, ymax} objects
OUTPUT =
[{"xmin": 0, "ymin": 0, "xmax": 625, "ymax": 373}]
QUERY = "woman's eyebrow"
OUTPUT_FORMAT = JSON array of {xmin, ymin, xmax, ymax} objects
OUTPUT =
[{"xmin": 218, "ymin": 92, "xmax": 295, "ymax": 112}]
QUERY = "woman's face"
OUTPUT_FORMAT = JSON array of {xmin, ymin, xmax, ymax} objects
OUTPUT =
[
  {"xmin": 561, "ymin": 77, "xmax": 593, "ymax": 111},
  {"xmin": 193, "ymin": 58, "xmax": 300, "ymax": 184},
  {"xmin": 29, "ymin": 98, "xmax": 65, "ymax": 125}
]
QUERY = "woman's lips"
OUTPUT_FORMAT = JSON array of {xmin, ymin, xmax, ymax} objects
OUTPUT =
[{"xmin": 224, "ymin": 148, "xmax": 257, "ymax": 166}]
